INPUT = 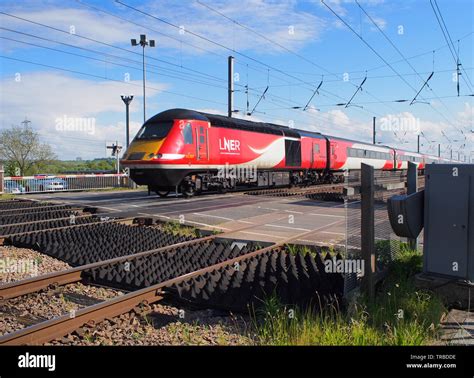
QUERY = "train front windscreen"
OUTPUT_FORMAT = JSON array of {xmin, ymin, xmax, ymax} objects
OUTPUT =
[{"xmin": 135, "ymin": 120, "xmax": 174, "ymax": 140}]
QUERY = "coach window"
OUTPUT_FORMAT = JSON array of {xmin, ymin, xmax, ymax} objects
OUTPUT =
[
  {"xmin": 314, "ymin": 144, "xmax": 320, "ymax": 153},
  {"xmin": 183, "ymin": 123, "xmax": 193, "ymax": 144}
]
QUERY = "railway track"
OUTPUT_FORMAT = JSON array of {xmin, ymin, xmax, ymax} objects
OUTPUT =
[
  {"xmin": 244, "ymin": 175, "xmax": 424, "ymax": 201},
  {"xmin": 0, "ymin": 198, "xmax": 134, "ymax": 240},
  {"xmin": 0, "ymin": 173, "xmax": 412, "ymax": 345},
  {"xmin": 0, "ymin": 201, "xmax": 345, "ymax": 345},
  {"xmin": 244, "ymin": 183, "xmax": 345, "ymax": 197},
  {"xmin": 0, "ymin": 208, "xmax": 301, "ymax": 300}
]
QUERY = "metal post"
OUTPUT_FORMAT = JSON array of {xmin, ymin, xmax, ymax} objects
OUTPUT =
[
  {"xmin": 407, "ymin": 162, "xmax": 418, "ymax": 251},
  {"xmin": 142, "ymin": 45, "xmax": 146, "ymax": 124},
  {"xmin": 361, "ymin": 163, "xmax": 375, "ymax": 300},
  {"xmin": 116, "ymin": 141, "xmax": 121, "ymax": 187},
  {"xmin": 372, "ymin": 117, "xmax": 376, "ymax": 144},
  {"xmin": 126, "ymin": 101, "xmax": 130, "ymax": 148},
  {"xmin": 116, "ymin": 140, "xmax": 120, "ymax": 175},
  {"xmin": 417, "ymin": 134, "xmax": 420, "ymax": 153},
  {"xmin": 438, "ymin": 144, "xmax": 441, "ymax": 157},
  {"xmin": 0, "ymin": 163, "xmax": 4, "ymax": 195},
  {"xmin": 132, "ymin": 35, "xmax": 154, "ymax": 123},
  {"xmin": 121, "ymin": 95, "xmax": 133, "ymax": 148},
  {"xmin": 228, "ymin": 56, "xmax": 234, "ymax": 118},
  {"xmin": 450, "ymin": 149, "xmax": 453, "ymax": 160}
]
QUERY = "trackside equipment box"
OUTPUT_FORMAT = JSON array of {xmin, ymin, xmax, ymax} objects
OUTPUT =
[
  {"xmin": 423, "ymin": 164, "xmax": 473, "ymax": 281},
  {"xmin": 388, "ymin": 164, "xmax": 474, "ymax": 282}
]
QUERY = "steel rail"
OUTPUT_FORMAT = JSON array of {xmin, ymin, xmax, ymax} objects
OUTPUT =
[
  {"xmin": 0, "ymin": 205, "xmax": 87, "ymax": 217},
  {"xmin": 0, "ymin": 220, "xmax": 344, "ymax": 345},
  {"xmin": 0, "ymin": 211, "xmax": 291, "ymax": 300},
  {"xmin": 0, "ymin": 203, "xmax": 73, "ymax": 213},
  {"xmin": 0, "ymin": 216, "xmax": 135, "ymax": 242}
]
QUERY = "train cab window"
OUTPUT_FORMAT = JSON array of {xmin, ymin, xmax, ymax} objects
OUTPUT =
[
  {"xmin": 183, "ymin": 123, "xmax": 193, "ymax": 144},
  {"xmin": 136, "ymin": 121, "xmax": 173, "ymax": 140}
]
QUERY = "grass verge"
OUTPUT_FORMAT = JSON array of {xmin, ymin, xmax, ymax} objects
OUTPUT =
[
  {"xmin": 0, "ymin": 194, "xmax": 16, "ymax": 200},
  {"xmin": 159, "ymin": 220, "xmax": 202, "ymax": 238},
  {"xmin": 253, "ymin": 248, "xmax": 446, "ymax": 345}
]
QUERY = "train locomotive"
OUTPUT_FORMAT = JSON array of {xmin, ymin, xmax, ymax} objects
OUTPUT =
[{"xmin": 121, "ymin": 108, "xmax": 447, "ymax": 197}]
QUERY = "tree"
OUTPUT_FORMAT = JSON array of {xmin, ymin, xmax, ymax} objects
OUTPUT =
[{"xmin": 0, "ymin": 124, "xmax": 56, "ymax": 176}]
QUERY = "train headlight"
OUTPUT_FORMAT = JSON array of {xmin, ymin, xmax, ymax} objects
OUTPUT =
[{"xmin": 150, "ymin": 153, "xmax": 162, "ymax": 160}]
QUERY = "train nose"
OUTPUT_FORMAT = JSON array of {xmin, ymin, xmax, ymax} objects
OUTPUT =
[{"xmin": 122, "ymin": 140, "xmax": 164, "ymax": 161}]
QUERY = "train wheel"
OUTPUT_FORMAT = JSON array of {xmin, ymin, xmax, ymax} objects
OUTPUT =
[
  {"xmin": 155, "ymin": 190, "xmax": 170, "ymax": 198},
  {"xmin": 180, "ymin": 182, "xmax": 195, "ymax": 198}
]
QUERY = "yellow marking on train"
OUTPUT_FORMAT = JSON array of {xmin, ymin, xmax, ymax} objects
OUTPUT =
[{"xmin": 125, "ymin": 139, "xmax": 164, "ymax": 160}]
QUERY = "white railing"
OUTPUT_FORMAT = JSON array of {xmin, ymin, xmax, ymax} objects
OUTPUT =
[{"xmin": 3, "ymin": 173, "xmax": 133, "ymax": 194}]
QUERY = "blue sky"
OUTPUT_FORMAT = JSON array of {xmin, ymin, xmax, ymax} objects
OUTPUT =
[{"xmin": 0, "ymin": 0, "xmax": 472, "ymax": 160}]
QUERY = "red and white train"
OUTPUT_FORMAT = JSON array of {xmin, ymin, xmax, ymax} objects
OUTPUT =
[{"xmin": 121, "ymin": 109, "xmax": 452, "ymax": 197}]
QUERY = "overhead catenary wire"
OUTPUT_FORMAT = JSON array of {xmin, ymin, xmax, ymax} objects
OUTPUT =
[
  {"xmin": 0, "ymin": 55, "xmax": 227, "ymax": 106},
  {"xmin": 114, "ymin": 0, "xmax": 388, "ymax": 117},
  {"xmin": 190, "ymin": 0, "xmax": 438, "ymax": 142},
  {"xmin": 355, "ymin": 0, "xmax": 469, "ymax": 134},
  {"xmin": 1, "ymin": 3, "xmax": 470, "ymax": 151},
  {"xmin": 321, "ymin": 0, "xmax": 468, "ymax": 139},
  {"xmin": 430, "ymin": 0, "xmax": 474, "ymax": 91},
  {"xmin": 0, "ymin": 11, "xmax": 226, "ymax": 84},
  {"xmin": 0, "ymin": 35, "xmax": 229, "ymax": 90}
]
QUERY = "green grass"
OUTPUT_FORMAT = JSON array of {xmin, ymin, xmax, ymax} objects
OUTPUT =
[
  {"xmin": 159, "ymin": 220, "xmax": 202, "ymax": 238},
  {"xmin": 376, "ymin": 239, "xmax": 411, "ymax": 266},
  {"xmin": 0, "ymin": 194, "xmax": 16, "ymax": 200},
  {"xmin": 285, "ymin": 244, "xmax": 340, "ymax": 258},
  {"xmin": 253, "ymin": 248, "xmax": 446, "ymax": 346}
]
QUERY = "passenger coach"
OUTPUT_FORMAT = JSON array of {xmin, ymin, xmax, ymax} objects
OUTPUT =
[{"xmin": 121, "ymin": 109, "xmax": 446, "ymax": 197}]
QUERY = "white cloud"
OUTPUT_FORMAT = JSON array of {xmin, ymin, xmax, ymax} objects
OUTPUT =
[
  {"xmin": 0, "ymin": 7, "xmax": 140, "ymax": 50},
  {"xmin": 0, "ymin": 71, "xmax": 165, "ymax": 159},
  {"xmin": 314, "ymin": 0, "xmax": 387, "ymax": 33},
  {"xmin": 458, "ymin": 102, "xmax": 474, "ymax": 127},
  {"xmin": 367, "ymin": 16, "xmax": 387, "ymax": 31},
  {"xmin": 1, "ymin": 1, "xmax": 326, "ymax": 56},
  {"xmin": 146, "ymin": 0, "xmax": 326, "ymax": 54}
]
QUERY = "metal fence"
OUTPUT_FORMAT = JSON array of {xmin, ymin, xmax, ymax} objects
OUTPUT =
[
  {"xmin": 343, "ymin": 167, "xmax": 410, "ymax": 297},
  {"xmin": 3, "ymin": 173, "xmax": 134, "ymax": 194}
]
